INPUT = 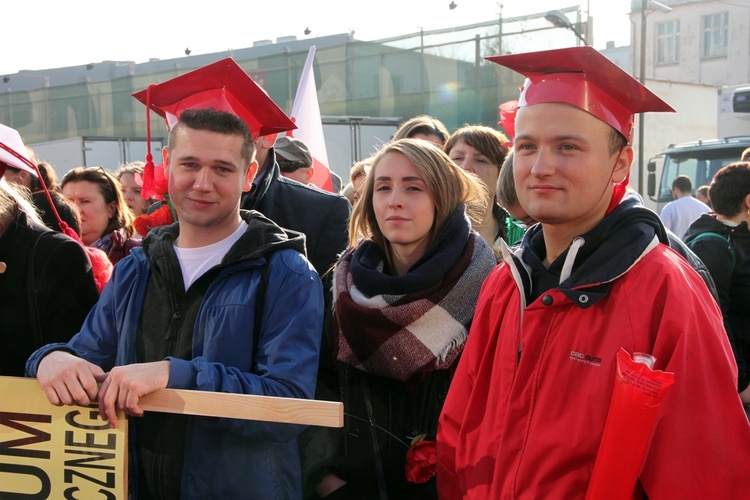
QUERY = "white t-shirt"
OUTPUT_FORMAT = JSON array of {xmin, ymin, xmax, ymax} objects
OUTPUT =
[
  {"xmin": 173, "ymin": 221, "xmax": 248, "ymax": 290},
  {"xmin": 660, "ymin": 196, "xmax": 711, "ymax": 240}
]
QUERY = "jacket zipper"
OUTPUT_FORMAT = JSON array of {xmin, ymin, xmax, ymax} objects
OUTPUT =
[{"xmin": 151, "ymin": 293, "xmax": 185, "ymax": 496}]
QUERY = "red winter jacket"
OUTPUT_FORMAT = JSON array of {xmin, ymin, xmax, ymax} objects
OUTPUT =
[{"xmin": 438, "ymin": 207, "xmax": 750, "ymax": 499}]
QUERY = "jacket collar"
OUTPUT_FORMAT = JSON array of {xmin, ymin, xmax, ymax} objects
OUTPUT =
[{"xmin": 504, "ymin": 193, "xmax": 666, "ymax": 306}]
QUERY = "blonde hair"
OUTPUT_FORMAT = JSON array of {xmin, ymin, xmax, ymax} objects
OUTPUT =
[
  {"xmin": 349, "ymin": 139, "xmax": 487, "ymax": 265},
  {"xmin": 350, "ymin": 157, "xmax": 372, "ymax": 185},
  {"xmin": 0, "ymin": 177, "xmax": 43, "ymax": 228}
]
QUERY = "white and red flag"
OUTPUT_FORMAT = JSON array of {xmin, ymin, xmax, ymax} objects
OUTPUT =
[{"xmin": 289, "ymin": 46, "xmax": 333, "ymax": 191}]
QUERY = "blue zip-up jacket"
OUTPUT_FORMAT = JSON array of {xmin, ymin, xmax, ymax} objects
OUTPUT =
[{"xmin": 27, "ymin": 210, "xmax": 324, "ymax": 499}]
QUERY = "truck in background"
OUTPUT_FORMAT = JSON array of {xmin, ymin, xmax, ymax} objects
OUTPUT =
[
  {"xmin": 29, "ymin": 136, "xmax": 164, "ymax": 177},
  {"xmin": 647, "ymin": 84, "xmax": 750, "ymax": 213}
]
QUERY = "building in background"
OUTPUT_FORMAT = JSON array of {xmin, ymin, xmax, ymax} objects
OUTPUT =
[
  {"xmin": 1, "ymin": 2, "xmax": 748, "ymax": 194},
  {"xmin": 0, "ymin": 6, "xmax": 588, "ymax": 181},
  {"xmin": 627, "ymin": 0, "xmax": 750, "ymax": 205}
]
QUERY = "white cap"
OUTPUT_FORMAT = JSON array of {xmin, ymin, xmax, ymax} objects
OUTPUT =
[{"xmin": 0, "ymin": 123, "xmax": 37, "ymax": 177}]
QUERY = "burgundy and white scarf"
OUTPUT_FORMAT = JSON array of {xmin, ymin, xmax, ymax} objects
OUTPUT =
[{"xmin": 334, "ymin": 209, "xmax": 496, "ymax": 384}]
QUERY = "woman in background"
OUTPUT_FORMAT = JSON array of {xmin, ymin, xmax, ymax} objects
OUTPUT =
[
  {"xmin": 62, "ymin": 166, "xmax": 140, "ymax": 265},
  {"xmin": 444, "ymin": 125, "xmax": 511, "ymax": 258},
  {"xmin": 348, "ymin": 157, "xmax": 372, "ymax": 207},
  {"xmin": 117, "ymin": 161, "xmax": 155, "ymax": 217}
]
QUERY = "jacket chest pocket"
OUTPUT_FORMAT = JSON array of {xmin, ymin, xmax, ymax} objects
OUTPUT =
[{"xmin": 197, "ymin": 304, "xmax": 258, "ymax": 370}]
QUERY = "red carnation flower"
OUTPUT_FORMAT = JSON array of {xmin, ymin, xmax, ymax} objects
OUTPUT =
[
  {"xmin": 134, "ymin": 203, "xmax": 175, "ymax": 237},
  {"xmin": 405, "ymin": 439, "xmax": 437, "ymax": 484}
]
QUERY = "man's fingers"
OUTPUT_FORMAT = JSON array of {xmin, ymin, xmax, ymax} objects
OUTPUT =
[
  {"xmin": 41, "ymin": 385, "xmax": 63, "ymax": 406},
  {"xmin": 80, "ymin": 372, "xmax": 102, "ymax": 403},
  {"xmin": 64, "ymin": 379, "xmax": 93, "ymax": 407},
  {"xmin": 36, "ymin": 351, "xmax": 105, "ymax": 407},
  {"xmin": 122, "ymin": 387, "xmax": 144, "ymax": 417}
]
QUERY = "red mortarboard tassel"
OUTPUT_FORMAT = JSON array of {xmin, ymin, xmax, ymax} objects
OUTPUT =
[
  {"xmin": 141, "ymin": 162, "xmax": 168, "ymax": 201},
  {"xmin": 140, "ymin": 83, "xmax": 160, "ymax": 200}
]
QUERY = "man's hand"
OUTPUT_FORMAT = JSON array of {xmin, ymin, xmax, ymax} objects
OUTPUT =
[
  {"xmin": 36, "ymin": 351, "xmax": 105, "ymax": 407},
  {"xmin": 96, "ymin": 361, "xmax": 170, "ymax": 429}
]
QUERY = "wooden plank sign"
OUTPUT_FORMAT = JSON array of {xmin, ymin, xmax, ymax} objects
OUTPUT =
[
  {"xmin": 0, "ymin": 376, "xmax": 128, "ymax": 499},
  {"xmin": 140, "ymin": 388, "xmax": 344, "ymax": 428},
  {"xmin": 0, "ymin": 376, "xmax": 344, "ymax": 499}
]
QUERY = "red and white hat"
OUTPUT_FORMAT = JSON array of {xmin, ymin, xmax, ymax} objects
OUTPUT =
[
  {"xmin": 0, "ymin": 123, "xmax": 37, "ymax": 178},
  {"xmin": 486, "ymin": 46, "xmax": 675, "ymax": 144},
  {"xmin": 132, "ymin": 57, "xmax": 296, "ymax": 139},
  {"xmin": 131, "ymin": 58, "xmax": 297, "ymax": 200}
]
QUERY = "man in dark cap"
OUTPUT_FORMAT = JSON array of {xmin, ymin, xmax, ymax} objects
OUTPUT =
[
  {"xmin": 437, "ymin": 46, "xmax": 750, "ymax": 499},
  {"xmin": 242, "ymin": 131, "xmax": 349, "ymax": 277},
  {"xmin": 276, "ymin": 135, "xmax": 315, "ymax": 186},
  {"xmin": 27, "ymin": 60, "xmax": 324, "ymax": 499}
]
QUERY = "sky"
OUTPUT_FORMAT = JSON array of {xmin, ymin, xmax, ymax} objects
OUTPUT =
[{"xmin": 1, "ymin": 0, "xmax": 632, "ymax": 76}]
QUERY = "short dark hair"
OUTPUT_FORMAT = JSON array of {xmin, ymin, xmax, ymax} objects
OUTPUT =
[
  {"xmin": 278, "ymin": 159, "xmax": 309, "ymax": 173},
  {"xmin": 169, "ymin": 108, "xmax": 255, "ymax": 166},
  {"xmin": 608, "ymin": 128, "xmax": 627, "ymax": 156},
  {"xmin": 709, "ymin": 162, "xmax": 750, "ymax": 217},
  {"xmin": 672, "ymin": 175, "xmax": 692, "ymax": 194}
]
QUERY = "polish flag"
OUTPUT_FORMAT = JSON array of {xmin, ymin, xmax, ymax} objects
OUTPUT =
[{"xmin": 289, "ymin": 46, "xmax": 333, "ymax": 192}]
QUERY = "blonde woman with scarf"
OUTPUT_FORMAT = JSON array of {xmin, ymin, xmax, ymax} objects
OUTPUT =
[{"xmin": 316, "ymin": 139, "xmax": 496, "ymax": 499}]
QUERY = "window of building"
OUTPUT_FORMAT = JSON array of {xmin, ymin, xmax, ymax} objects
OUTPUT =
[
  {"xmin": 702, "ymin": 12, "xmax": 729, "ymax": 59},
  {"xmin": 656, "ymin": 20, "xmax": 680, "ymax": 65}
]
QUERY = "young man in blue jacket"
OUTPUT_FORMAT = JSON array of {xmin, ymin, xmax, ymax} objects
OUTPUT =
[{"xmin": 27, "ymin": 74, "xmax": 324, "ymax": 498}]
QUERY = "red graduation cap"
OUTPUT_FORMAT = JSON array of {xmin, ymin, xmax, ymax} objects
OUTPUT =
[
  {"xmin": 132, "ymin": 58, "xmax": 296, "ymax": 200},
  {"xmin": 132, "ymin": 57, "xmax": 295, "ymax": 139},
  {"xmin": 486, "ymin": 46, "xmax": 674, "ymax": 143}
]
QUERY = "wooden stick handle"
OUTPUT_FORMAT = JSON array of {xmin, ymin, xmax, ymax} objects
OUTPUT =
[{"xmin": 139, "ymin": 388, "xmax": 343, "ymax": 428}]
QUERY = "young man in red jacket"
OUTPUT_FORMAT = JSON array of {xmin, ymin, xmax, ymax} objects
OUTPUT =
[{"xmin": 437, "ymin": 46, "xmax": 750, "ymax": 499}]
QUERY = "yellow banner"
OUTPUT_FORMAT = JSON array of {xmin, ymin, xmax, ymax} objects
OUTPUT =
[{"xmin": 0, "ymin": 376, "xmax": 127, "ymax": 499}]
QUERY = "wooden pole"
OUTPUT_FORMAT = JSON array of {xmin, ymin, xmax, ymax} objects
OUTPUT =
[{"xmin": 139, "ymin": 388, "xmax": 343, "ymax": 428}]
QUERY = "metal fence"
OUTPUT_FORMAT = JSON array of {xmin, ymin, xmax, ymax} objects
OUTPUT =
[{"xmin": 0, "ymin": 6, "xmax": 583, "ymax": 145}]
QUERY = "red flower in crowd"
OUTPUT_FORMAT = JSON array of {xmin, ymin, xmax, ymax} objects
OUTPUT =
[
  {"xmin": 405, "ymin": 438, "xmax": 437, "ymax": 484},
  {"xmin": 134, "ymin": 203, "xmax": 175, "ymax": 237}
]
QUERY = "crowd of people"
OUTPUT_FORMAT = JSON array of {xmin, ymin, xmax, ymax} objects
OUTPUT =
[{"xmin": 1, "ymin": 46, "xmax": 749, "ymax": 499}]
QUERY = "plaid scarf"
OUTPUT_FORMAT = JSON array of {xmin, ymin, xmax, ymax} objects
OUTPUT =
[{"xmin": 334, "ymin": 210, "xmax": 496, "ymax": 384}]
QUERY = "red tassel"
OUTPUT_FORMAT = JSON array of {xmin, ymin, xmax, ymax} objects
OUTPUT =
[{"xmin": 141, "ymin": 83, "xmax": 157, "ymax": 199}]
